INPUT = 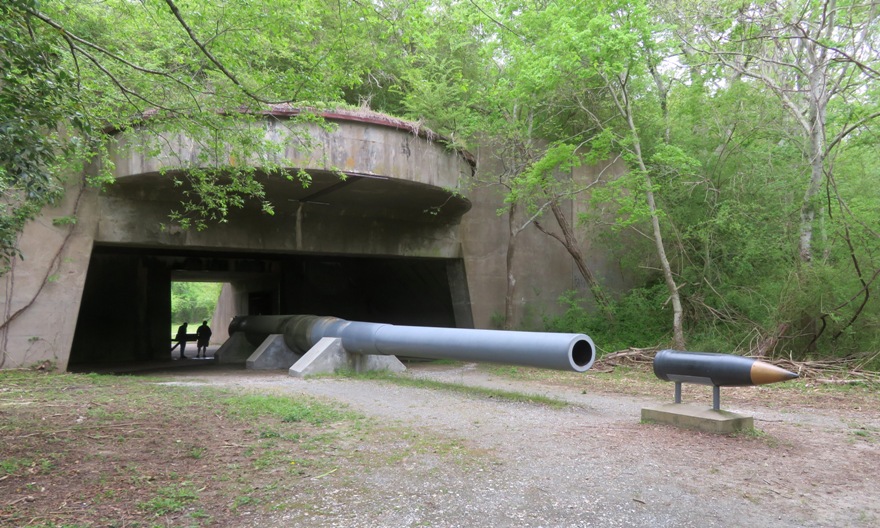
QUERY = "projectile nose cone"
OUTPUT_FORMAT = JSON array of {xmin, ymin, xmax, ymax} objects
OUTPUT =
[{"xmin": 750, "ymin": 360, "xmax": 799, "ymax": 385}]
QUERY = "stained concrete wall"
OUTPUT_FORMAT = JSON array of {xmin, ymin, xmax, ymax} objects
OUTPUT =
[
  {"xmin": 92, "ymin": 191, "xmax": 466, "ymax": 259},
  {"xmin": 0, "ymin": 112, "xmax": 476, "ymax": 370},
  {"xmin": 0, "ymin": 178, "xmax": 97, "ymax": 371},
  {"xmin": 460, "ymin": 148, "xmax": 628, "ymax": 330},
  {"xmin": 0, "ymin": 110, "xmax": 626, "ymax": 370},
  {"xmin": 113, "ymin": 113, "xmax": 467, "ymax": 192}
]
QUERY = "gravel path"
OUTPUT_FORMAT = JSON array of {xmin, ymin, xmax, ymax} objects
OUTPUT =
[{"xmin": 157, "ymin": 363, "xmax": 879, "ymax": 528}]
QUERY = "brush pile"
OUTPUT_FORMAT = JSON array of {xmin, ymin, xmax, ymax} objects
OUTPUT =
[{"xmin": 594, "ymin": 347, "xmax": 880, "ymax": 385}]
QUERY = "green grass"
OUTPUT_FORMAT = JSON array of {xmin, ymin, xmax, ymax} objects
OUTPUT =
[
  {"xmin": 139, "ymin": 483, "xmax": 199, "ymax": 515},
  {"xmin": 338, "ymin": 369, "xmax": 569, "ymax": 408},
  {"xmin": 0, "ymin": 456, "xmax": 34, "ymax": 476},
  {"xmin": 221, "ymin": 393, "xmax": 359, "ymax": 425}
]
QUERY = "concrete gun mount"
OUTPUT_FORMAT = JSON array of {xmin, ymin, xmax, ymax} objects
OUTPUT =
[{"xmin": 215, "ymin": 314, "xmax": 596, "ymax": 376}]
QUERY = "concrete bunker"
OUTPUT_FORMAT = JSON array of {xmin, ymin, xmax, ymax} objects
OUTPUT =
[
  {"xmin": 68, "ymin": 246, "xmax": 471, "ymax": 367},
  {"xmin": 2, "ymin": 107, "xmax": 625, "ymax": 372}
]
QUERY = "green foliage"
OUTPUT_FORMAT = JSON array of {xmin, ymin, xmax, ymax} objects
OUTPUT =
[
  {"xmin": 3, "ymin": 0, "xmax": 879, "ymax": 360},
  {"xmin": 1, "ymin": 0, "xmax": 392, "ymax": 270},
  {"xmin": 51, "ymin": 216, "xmax": 77, "ymax": 227},
  {"xmin": 139, "ymin": 484, "xmax": 199, "ymax": 516},
  {"xmin": 221, "ymin": 394, "xmax": 355, "ymax": 425},
  {"xmin": 507, "ymin": 143, "xmax": 581, "ymax": 209},
  {"xmin": 170, "ymin": 282, "xmax": 222, "ymax": 325},
  {"xmin": 544, "ymin": 288, "xmax": 671, "ymax": 353},
  {"xmin": 0, "ymin": 0, "xmax": 105, "ymax": 271}
]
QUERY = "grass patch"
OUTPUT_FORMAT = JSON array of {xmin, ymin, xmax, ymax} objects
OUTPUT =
[
  {"xmin": 0, "ymin": 457, "xmax": 35, "ymax": 476},
  {"xmin": 338, "ymin": 369, "xmax": 569, "ymax": 408},
  {"xmin": 0, "ymin": 370, "xmax": 377, "ymax": 527},
  {"xmin": 139, "ymin": 483, "xmax": 199, "ymax": 515},
  {"xmin": 221, "ymin": 393, "xmax": 360, "ymax": 424},
  {"xmin": 848, "ymin": 423, "xmax": 878, "ymax": 442}
]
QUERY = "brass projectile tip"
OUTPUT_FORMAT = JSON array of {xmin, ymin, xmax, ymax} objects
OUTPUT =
[{"xmin": 749, "ymin": 360, "xmax": 798, "ymax": 385}]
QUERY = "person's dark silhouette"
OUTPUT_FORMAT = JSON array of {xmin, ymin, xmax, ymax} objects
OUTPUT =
[
  {"xmin": 196, "ymin": 320, "xmax": 212, "ymax": 358},
  {"xmin": 174, "ymin": 322, "xmax": 188, "ymax": 359}
]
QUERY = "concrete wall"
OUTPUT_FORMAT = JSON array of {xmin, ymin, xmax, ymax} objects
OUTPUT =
[
  {"xmin": 460, "ymin": 148, "xmax": 628, "ymax": 330},
  {"xmin": 0, "ymin": 113, "xmax": 476, "ymax": 370},
  {"xmin": 0, "ymin": 111, "xmax": 627, "ymax": 370},
  {"xmin": 0, "ymin": 178, "xmax": 97, "ymax": 371},
  {"xmin": 113, "ymin": 114, "xmax": 467, "ymax": 192}
]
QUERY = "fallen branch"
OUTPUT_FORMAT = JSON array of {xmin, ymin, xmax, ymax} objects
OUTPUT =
[
  {"xmin": 592, "ymin": 348, "xmax": 880, "ymax": 385},
  {"xmin": 5, "ymin": 496, "xmax": 35, "ymax": 507},
  {"xmin": 311, "ymin": 467, "xmax": 338, "ymax": 480},
  {"xmin": 15, "ymin": 422, "xmax": 148, "ymax": 439}
]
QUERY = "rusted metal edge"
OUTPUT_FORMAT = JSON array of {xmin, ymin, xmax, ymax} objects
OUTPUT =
[{"xmin": 106, "ymin": 105, "xmax": 477, "ymax": 172}]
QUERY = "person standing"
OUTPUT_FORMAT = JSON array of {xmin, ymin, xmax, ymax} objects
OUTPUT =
[
  {"xmin": 174, "ymin": 322, "xmax": 188, "ymax": 359},
  {"xmin": 196, "ymin": 320, "xmax": 212, "ymax": 358}
]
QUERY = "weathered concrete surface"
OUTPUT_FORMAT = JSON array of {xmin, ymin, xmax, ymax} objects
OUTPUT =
[
  {"xmin": 287, "ymin": 337, "xmax": 406, "ymax": 377},
  {"xmin": 641, "ymin": 403, "xmax": 755, "ymax": 434},
  {"xmin": 1, "ymin": 112, "xmax": 475, "ymax": 371},
  {"xmin": 113, "ymin": 111, "xmax": 469, "ymax": 195},
  {"xmin": 246, "ymin": 334, "xmax": 299, "ymax": 370},
  {"xmin": 214, "ymin": 332, "xmax": 253, "ymax": 365},
  {"xmin": 461, "ymin": 145, "xmax": 628, "ymax": 330},
  {"xmin": 93, "ymin": 190, "xmax": 466, "ymax": 259},
  {"xmin": 0, "ymin": 178, "xmax": 98, "ymax": 372},
  {"xmin": 1, "ymin": 109, "xmax": 629, "ymax": 371},
  {"xmin": 210, "ymin": 284, "xmax": 238, "ymax": 344}
]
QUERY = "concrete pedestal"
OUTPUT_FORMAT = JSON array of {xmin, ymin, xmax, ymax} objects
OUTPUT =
[
  {"xmin": 288, "ymin": 337, "xmax": 406, "ymax": 378},
  {"xmin": 214, "ymin": 332, "xmax": 254, "ymax": 364},
  {"xmin": 247, "ymin": 335, "xmax": 299, "ymax": 370},
  {"xmin": 641, "ymin": 403, "xmax": 754, "ymax": 434}
]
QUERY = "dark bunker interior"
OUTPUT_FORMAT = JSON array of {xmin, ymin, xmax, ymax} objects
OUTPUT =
[{"xmin": 68, "ymin": 245, "xmax": 472, "ymax": 368}]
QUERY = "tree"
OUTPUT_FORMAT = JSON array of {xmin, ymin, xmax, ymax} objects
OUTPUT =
[
  {"xmin": 670, "ymin": 0, "xmax": 880, "ymax": 350},
  {"xmin": 680, "ymin": 0, "xmax": 879, "ymax": 264},
  {"xmin": 171, "ymin": 282, "xmax": 223, "ymax": 325},
  {"xmin": 1, "ymin": 0, "xmax": 387, "ymax": 270},
  {"xmin": 484, "ymin": 0, "xmax": 688, "ymax": 347},
  {"xmin": 507, "ymin": 143, "xmax": 617, "ymax": 314},
  {"xmin": 0, "ymin": 0, "xmax": 103, "ymax": 272},
  {"xmin": 387, "ymin": 1, "xmax": 622, "ymax": 328}
]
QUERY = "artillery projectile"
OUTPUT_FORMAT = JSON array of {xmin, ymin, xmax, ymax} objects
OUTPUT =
[
  {"xmin": 653, "ymin": 349, "xmax": 798, "ymax": 410},
  {"xmin": 653, "ymin": 349, "xmax": 798, "ymax": 387}
]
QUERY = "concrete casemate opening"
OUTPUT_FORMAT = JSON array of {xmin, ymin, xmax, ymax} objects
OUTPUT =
[{"xmin": 67, "ymin": 245, "xmax": 471, "ymax": 369}]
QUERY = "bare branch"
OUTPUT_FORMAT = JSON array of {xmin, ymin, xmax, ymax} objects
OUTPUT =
[
  {"xmin": 25, "ymin": 7, "xmax": 207, "ymax": 98},
  {"xmin": 162, "ymin": 0, "xmax": 287, "ymax": 105}
]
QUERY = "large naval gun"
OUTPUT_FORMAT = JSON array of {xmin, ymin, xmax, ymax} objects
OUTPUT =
[{"xmin": 225, "ymin": 314, "xmax": 596, "ymax": 374}]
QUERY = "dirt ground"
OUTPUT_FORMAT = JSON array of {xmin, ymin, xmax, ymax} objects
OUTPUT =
[{"xmin": 1, "ymin": 360, "xmax": 878, "ymax": 527}]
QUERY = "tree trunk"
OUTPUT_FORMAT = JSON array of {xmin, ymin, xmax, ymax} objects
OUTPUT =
[
  {"xmin": 798, "ymin": 76, "xmax": 828, "ymax": 264},
  {"xmin": 534, "ymin": 201, "xmax": 613, "ymax": 314},
  {"xmin": 503, "ymin": 202, "xmax": 518, "ymax": 330},
  {"xmin": 643, "ymin": 169, "xmax": 686, "ymax": 350},
  {"xmin": 614, "ymin": 77, "xmax": 686, "ymax": 349}
]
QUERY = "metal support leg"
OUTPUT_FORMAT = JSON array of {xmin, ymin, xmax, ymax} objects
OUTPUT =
[
  {"xmin": 674, "ymin": 382, "xmax": 682, "ymax": 404},
  {"xmin": 712, "ymin": 385, "xmax": 721, "ymax": 411}
]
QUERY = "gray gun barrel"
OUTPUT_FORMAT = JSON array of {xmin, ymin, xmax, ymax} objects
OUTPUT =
[
  {"xmin": 229, "ymin": 314, "xmax": 595, "ymax": 372},
  {"xmin": 653, "ymin": 349, "xmax": 798, "ymax": 387}
]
